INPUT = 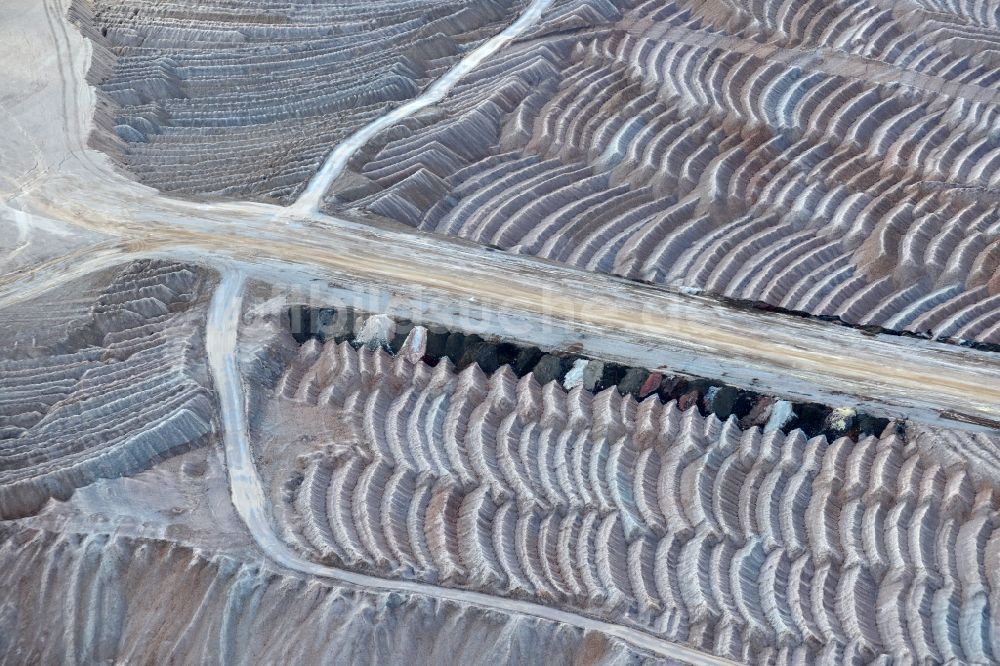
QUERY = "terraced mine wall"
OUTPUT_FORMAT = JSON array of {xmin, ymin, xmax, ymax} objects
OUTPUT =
[
  {"xmin": 285, "ymin": 304, "xmax": 892, "ymax": 441},
  {"xmin": 24, "ymin": 1, "xmax": 1000, "ymax": 662},
  {"xmin": 0, "ymin": 260, "xmax": 213, "ymax": 519},
  {"xmin": 326, "ymin": 0, "xmax": 1000, "ymax": 346},
  {"xmin": 70, "ymin": 0, "xmax": 528, "ymax": 203},
  {"xmin": 0, "ymin": 525, "xmax": 662, "ymax": 664},
  {"xmin": 248, "ymin": 302, "xmax": 1000, "ymax": 665},
  {"xmin": 70, "ymin": 0, "xmax": 1000, "ymax": 344}
]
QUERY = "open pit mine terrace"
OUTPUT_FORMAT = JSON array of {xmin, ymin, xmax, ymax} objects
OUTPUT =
[{"xmin": 3, "ymin": 0, "xmax": 1000, "ymax": 664}]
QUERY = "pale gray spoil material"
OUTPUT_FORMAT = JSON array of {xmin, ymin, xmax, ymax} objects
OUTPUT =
[
  {"xmin": 255, "ymin": 310, "xmax": 1000, "ymax": 664},
  {"xmin": 0, "ymin": 260, "xmax": 213, "ymax": 519},
  {"xmin": 334, "ymin": 0, "xmax": 1000, "ymax": 344},
  {"xmin": 73, "ymin": 0, "xmax": 527, "ymax": 203},
  {"xmin": 0, "ymin": 525, "xmax": 665, "ymax": 665},
  {"xmin": 2, "ymin": 0, "xmax": 999, "ymax": 663}
]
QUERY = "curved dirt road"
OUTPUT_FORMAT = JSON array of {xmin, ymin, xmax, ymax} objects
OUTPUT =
[{"xmin": 206, "ymin": 268, "xmax": 740, "ymax": 665}]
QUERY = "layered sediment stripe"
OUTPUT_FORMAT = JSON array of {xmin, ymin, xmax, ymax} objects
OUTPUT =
[
  {"xmin": 207, "ymin": 273, "xmax": 743, "ymax": 665},
  {"xmin": 291, "ymin": 0, "xmax": 556, "ymax": 214},
  {"xmin": 74, "ymin": 0, "xmax": 529, "ymax": 203},
  {"xmin": 336, "ymin": 0, "xmax": 1000, "ymax": 344},
  {"xmin": 277, "ymin": 329, "xmax": 1000, "ymax": 664},
  {"xmin": 0, "ymin": 260, "xmax": 212, "ymax": 519},
  {"xmin": 0, "ymin": 525, "xmax": 689, "ymax": 664}
]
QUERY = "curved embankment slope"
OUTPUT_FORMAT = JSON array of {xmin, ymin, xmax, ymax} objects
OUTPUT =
[
  {"xmin": 72, "ymin": 0, "xmax": 530, "ymax": 203},
  {"xmin": 38, "ymin": 0, "xmax": 1000, "ymax": 430},
  {"xmin": 291, "ymin": 0, "xmax": 554, "ymax": 214},
  {"xmin": 331, "ymin": 0, "xmax": 1000, "ymax": 345},
  {"xmin": 8, "ymin": 1, "xmax": 996, "ymax": 661},
  {"xmin": 0, "ymin": 525, "xmax": 666, "ymax": 665},
  {"xmin": 206, "ymin": 271, "xmax": 731, "ymax": 665},
  {"xmin": 0, "ymin": 260, "xmax": 212, "ymax": 519},
  {"xmin": 264, "ymin": 315, "xmax": 1000, "ymax": 665}
]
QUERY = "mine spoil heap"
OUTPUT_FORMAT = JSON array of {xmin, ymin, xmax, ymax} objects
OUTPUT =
[{"xmin": 1, "ymin": 0, "xmax": 1000, "ymax": 664}]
